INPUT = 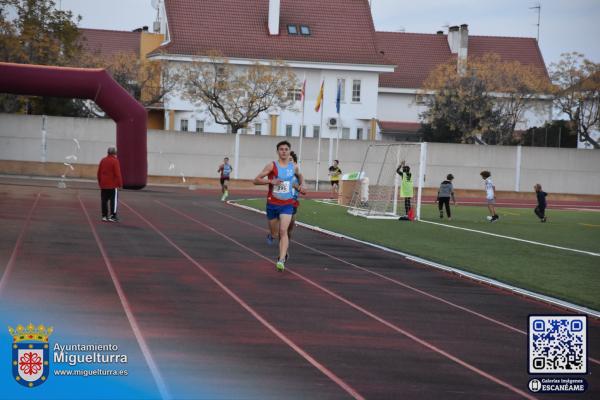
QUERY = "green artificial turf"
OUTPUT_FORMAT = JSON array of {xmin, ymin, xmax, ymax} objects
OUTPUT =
[{"xmin": 237, "ymin": 198, "xmax": 600, "ymax": 310}]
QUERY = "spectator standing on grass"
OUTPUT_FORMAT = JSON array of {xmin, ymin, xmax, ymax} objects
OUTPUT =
[
  {"xmin": 328, "ymin": 160, "xmax": 342, "ymax": 197},
  {"xmin": 534, "ymin": 184, "xmax": 548, "ymax": 222},
  {"xmin": 438, "ymin": 174, "xmax": 456, "ymax": 220},
  {"xmin": 480, "ymin": 170, "xmax": 499, "ymax": 222},
  {"xmin": 97, "ymin": 147, "xmax": 123, "ymax": 222},
  {"xmin": 396, "ymin": 161, "xmax": 414, "ymax": 216}
]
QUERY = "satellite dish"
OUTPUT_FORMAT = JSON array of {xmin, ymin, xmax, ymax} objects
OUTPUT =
[{"xmin": 151, "ymin": 0, "xmax": 159, "ymax": 10}]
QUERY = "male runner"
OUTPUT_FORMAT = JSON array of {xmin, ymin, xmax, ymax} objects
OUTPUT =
[
  {"xmin": 254, "ymin": 141, "xmax": 304, "ymax": 271},
  {"xmin": 217, "ymin": 157, "xmax": 232, "ymax": 201}
]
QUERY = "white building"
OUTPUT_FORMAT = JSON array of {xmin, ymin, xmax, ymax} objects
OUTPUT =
[
  {"xmin": 146, "ymin": 1, "xmax": 552, "ymax": 142},
  {"xmin": 149, "ymin": 0, "xmax": 394, "ymax": 140},
  {"xmin": 375, "ymin": 25, "xmax": 553, "ymax": 141}
]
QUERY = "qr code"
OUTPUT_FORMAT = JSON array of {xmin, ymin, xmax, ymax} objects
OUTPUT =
[{"xmin": 529, "ymin": 315, "xmax": 587, "ymax": 374}]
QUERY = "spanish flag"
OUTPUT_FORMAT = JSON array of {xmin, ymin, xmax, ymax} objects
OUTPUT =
[{"xmin": 314, "ymin": 80, "xmax": 324, "ymax": 112}]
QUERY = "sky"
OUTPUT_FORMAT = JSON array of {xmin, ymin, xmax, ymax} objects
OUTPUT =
[{"xmin": 58, "ymin": 0, "xmax": 600, "ymax": 66}]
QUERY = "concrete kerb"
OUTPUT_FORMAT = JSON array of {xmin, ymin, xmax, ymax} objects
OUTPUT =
[{"xmin": 228, "ymin": 199, "xmax": 600, "ymax": 319}]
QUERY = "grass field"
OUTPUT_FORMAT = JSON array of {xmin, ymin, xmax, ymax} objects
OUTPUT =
[{"xmin": 236, "ymin": 198, "xmax": 600, "ymax": 311}]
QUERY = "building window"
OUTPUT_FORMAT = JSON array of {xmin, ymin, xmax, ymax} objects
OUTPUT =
[
  {"xmin": 285, "ymin": 124, "xmax": 293, "ymax": 137},
  {"xmin": 180, "ymin": 119, "xmax": 188, "ymax": 132},
  {"xmin": 196, "ymin": 120, "xmax": 204, "ymax": 133},
  {"xmin": 352, "ymin": 80, "xmax": 361, "ymax": 102},
  {"xmin": 254, "ymin": 123, "xmax": 262, "ymax": 135},
  {"xmin": 287, "ymin": 25, "xmax": 298, "ymax": 35},
  {"xmin": 357, "ymin": 128, "xmax": 363, "ymax": 140},
  {"xmin": 342, "ymin": 127, "xmax": 350, "ymax": 139},
  {"xmin": 300, "ymin": 25, "xmax": 311, "ymax": 35},
  {"xmin": 336, "ymin": 78, "xmax": 346, "ymax": 102},
  {"xmin": 313, "ymin": 125, "xmax": 320, "ymax": 138},
  {"xmin": 301, "ymin": 125, "xmax": 307, "ymax": 137},
  {"xmin": 287, "ymin": 87, "xmax": 302, "ymax": 102},
  {"xmin": 367, "ymin": 128, "xmax": 371, "ymax": 140}
]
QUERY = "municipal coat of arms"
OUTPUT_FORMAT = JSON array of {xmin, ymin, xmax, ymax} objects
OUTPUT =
[{"xmin": 8, "ymin": 323, "xmax": 53, "ymax": 388}]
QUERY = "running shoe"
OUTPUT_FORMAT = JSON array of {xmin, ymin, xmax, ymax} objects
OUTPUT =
[
  {"xmin": 101, "ymin": 216, "xmax": 109, "ymax": 222},
  {"xmin": 266, "ymin": 233, "xmax": 274, "ymax": 245},
  {"xmin": 276, "ymin": 260, "xmax": 285, "ymax": 272}
]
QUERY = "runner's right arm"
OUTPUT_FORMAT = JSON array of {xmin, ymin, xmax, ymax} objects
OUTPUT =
[{"xmin": 254, "ymin": 162, "xmax": 280, "ymax": 185}]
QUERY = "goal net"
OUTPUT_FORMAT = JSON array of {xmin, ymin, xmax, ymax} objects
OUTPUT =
[{"xmin": 347, "ymin": 142, "xmax": 427, "ymax": 220}]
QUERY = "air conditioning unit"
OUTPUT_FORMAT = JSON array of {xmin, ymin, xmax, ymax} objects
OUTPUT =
[
  {"xmin": 327, "ymin": 117, "xmax": 338, "ymax": 128},
  {"xmin": 415, "ymin": 94, "xmax": 427, "ymax": 105}
]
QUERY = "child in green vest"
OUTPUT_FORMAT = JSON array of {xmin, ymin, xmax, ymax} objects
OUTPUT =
[{"xmin": 396, "ymin": 161, "xmax": 414, "ymax": 216}]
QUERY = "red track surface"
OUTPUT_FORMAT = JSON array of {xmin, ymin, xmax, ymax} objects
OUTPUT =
[{"xmin": 0, "ymin": 177, "xmax": 598, "ymax": 399}]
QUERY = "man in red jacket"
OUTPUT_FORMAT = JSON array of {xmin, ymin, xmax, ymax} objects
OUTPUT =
[{"xmin": 97, "ymin": 147, "xmax": 123, "ymax": 222}]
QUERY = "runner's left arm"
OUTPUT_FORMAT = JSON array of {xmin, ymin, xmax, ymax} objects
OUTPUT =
[{"xmin": 295, "ymin": 165, "xmax": 307, "ymax": 194}]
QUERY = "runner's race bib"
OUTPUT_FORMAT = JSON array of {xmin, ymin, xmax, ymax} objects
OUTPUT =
[{"xmin": 273, "ymin": 181, "xmax": 291, "ymax": 194}]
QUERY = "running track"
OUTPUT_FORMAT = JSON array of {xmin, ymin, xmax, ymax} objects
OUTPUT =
[{"xmin": 0, "ymin": 177, "xmax": 598, "ymax": 399}]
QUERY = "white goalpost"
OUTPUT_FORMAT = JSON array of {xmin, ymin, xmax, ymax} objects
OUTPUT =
[{"xmin": 347, "ymin": 142, "xmax": 428, "ymax": 220}]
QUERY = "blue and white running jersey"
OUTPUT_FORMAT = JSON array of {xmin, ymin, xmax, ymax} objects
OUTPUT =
[
  {"xmin": 221, "ymin": 163, "xmax": 232, "ymax": 177},
  {"xmin": 268, "ymin": 161, "xmax": 295, "ymax": 203}
]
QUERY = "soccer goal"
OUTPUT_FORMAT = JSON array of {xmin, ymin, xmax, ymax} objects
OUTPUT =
[{"xmin": 347, "ymin": 142, "xmax": 427, "ymax": 220}]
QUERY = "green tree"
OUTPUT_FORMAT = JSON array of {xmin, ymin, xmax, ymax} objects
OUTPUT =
[
  {"xmin": 420, "ymin": 53, "xmax": 551, "ymax": 144},
  {"xmin": 182, "ymin": 53, "xmax": 298, "ymax": 133},
  {"xmin": 550, "ymin": 52, "xmax": 600, "ymax": 149},
  {"xmin": 0, "ymin": 0, "xmax": 82, "ymax": 115},
  {"xmin": 420, "ymin": 72, "xmax": 503, "ymax": 144}
]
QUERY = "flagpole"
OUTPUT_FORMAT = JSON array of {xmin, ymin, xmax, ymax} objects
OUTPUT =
[
  {"xmin": 334, "ymin": 80, "xmax": 341, "ymax": 160},
  {"xmin": 298, "ymin": 73, "xmax": 306, "ymax": 165},
  {"xmin": 336, "ymin": 111, "xmax": 340, "ymax": 160},
  {"xmin": 316, "ymin": 106, "xmax": 324, "ymax": 192},
  {"xmin": 315, "ymin": 80, "xmax": 324, "ymax": 192}
]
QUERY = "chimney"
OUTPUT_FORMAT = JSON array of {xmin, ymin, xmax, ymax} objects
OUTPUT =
[
  {"xmin": 436, "ymin": 30, "xmax": 444, "ymax": 35},
  {"xmin": 268, "ymin": 0, "xmax": 280, "ymax": 35},
  {"xmin": 447, "ymin": 26, "xmax": 460, "ymax": 53},
  {"xmin": 457, "ymin": 24, "xmax": 469, "ymax": 76}
]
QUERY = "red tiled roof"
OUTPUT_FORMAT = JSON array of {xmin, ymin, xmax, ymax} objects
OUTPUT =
[
  {"xmin": 154, "ymin": 0, "xmax": 389, "ymax": 65},
  {"xmin": 376, "ymin": 32, "xmax": 549, "ymax": 89},
  {"xmin": 378, "ymin": 121, "xmax": 421, "ymax": 132},
  {"xmin": 80, "ymin": 28, "xmax": 141, "ymax": 58}
]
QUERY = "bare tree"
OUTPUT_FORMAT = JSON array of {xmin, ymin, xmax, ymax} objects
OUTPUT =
[
  {"xmin": 550, "ymin": 52, "xmax": 600, "ymax": 149},
  {"xmin": 182, "ymin": 53, "xmax": 298, "ymax": 133},
  {"xmin": 80, "ymin": 51, "xmax": 181, "ymax": 109}
]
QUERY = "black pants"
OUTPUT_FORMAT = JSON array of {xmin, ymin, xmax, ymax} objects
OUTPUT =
[
  {"xmin": 101, "ymin": 188, "xmax": 118, "ymax": 218},
  {"xmin": 438, "ymin": 197, "xmax": 451, "ymax": 217},
  {"xmin": 534, "ymin": 206, "xmax": 545, "ymax": 219},
  {"xmin": 404, "ymin": 198, "xmax": 411, "ymax": 214}
]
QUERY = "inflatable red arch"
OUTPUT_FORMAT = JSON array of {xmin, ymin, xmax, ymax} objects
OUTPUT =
[{"xmin": 0, "ymin": 62, "xmax": 147, "ymax": 189}]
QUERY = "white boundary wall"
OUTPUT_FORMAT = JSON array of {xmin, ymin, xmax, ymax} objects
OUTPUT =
[{"xmin": 1, "ymin": 114, "xmax": 599, "ymax": 194}]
